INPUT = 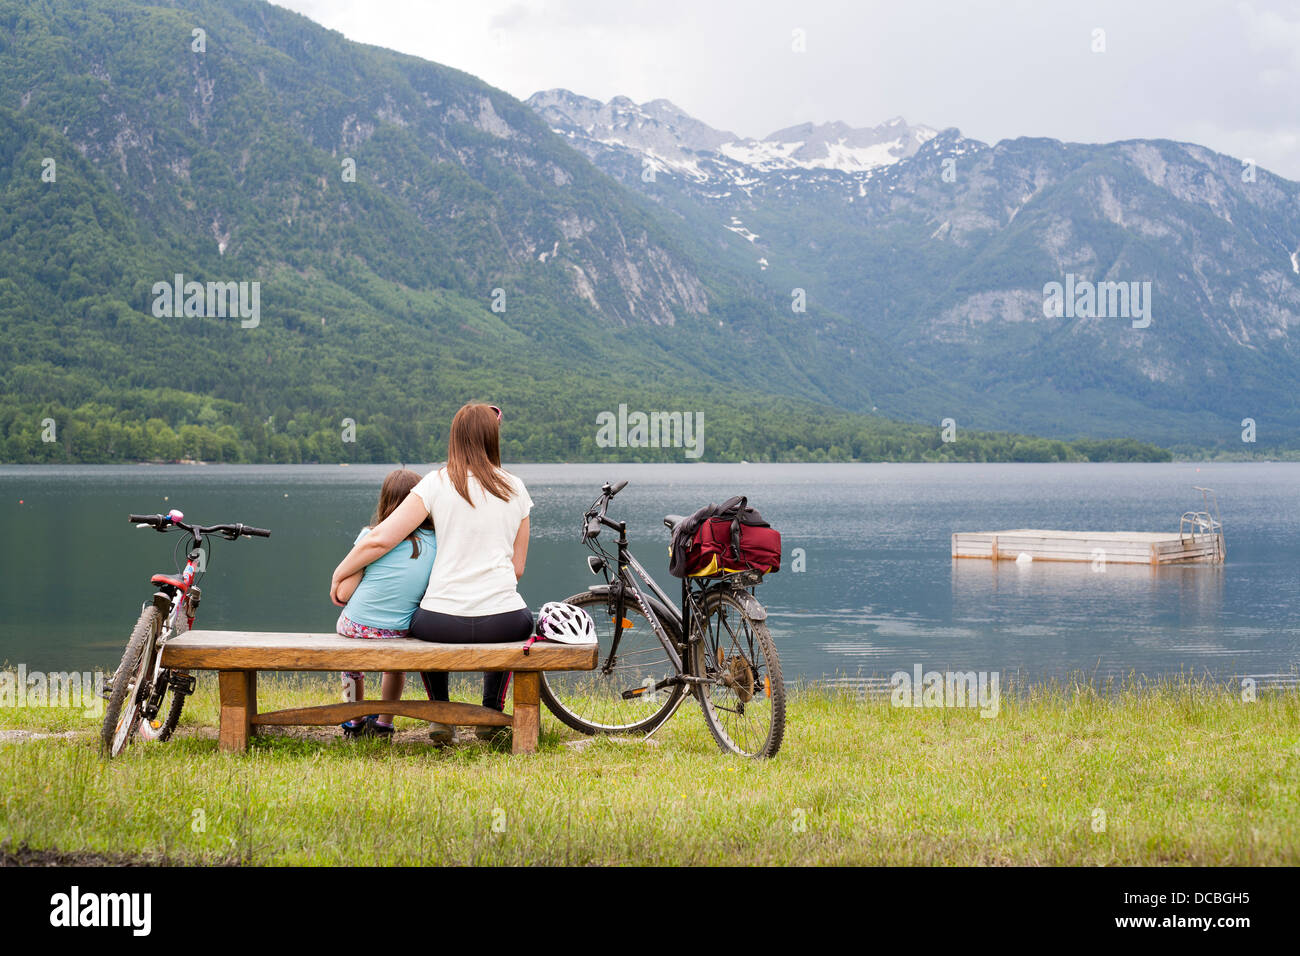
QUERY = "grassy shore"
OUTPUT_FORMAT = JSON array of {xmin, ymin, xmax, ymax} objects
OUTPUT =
[{"xmin": 1, "ymin": 674, "xmax": 1297, "ymax": 865}]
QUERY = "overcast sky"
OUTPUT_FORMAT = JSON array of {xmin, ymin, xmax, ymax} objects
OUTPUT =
[{"xmin": 272, "ymin": 0, "xmax": 1300, "ymax": 180}]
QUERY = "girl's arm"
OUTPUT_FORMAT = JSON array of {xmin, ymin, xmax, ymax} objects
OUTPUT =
[
  {"xmin": 332, "ymin": 570, "xmax": 364, "ymax": 607},
  {"xmin": 512, "ymin": 515, "xmax": 530, "ymax": 581},
  {"xmin": 330, "ymin": 492, "xmax": 429, "ymax": 605}
]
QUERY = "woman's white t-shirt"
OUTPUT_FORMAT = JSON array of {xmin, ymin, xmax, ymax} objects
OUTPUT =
[{"xmin": 413, "ymin": 467, "xmax": 532, "ymax": 616}]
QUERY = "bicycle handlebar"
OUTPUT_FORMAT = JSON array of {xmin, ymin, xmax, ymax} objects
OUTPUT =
[
  {"xmin": 232, "ymin": 524, "xmax": 272, "ymax": 538},
  {"xmin": 583, "ymin": 480, "xmax": 629, "ymax": 540},
  {"xmin": 128, "ymin": 514, "xmax": 271, "ymax": 539}
]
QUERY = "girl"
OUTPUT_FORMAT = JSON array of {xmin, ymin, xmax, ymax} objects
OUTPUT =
[
  {"xmin": 330, "ymin": 403, "xmax": 531, "ymax": 744},
  {"xmin": 332, "ymin": 468, "xmax": 436, "ymax": 738}
]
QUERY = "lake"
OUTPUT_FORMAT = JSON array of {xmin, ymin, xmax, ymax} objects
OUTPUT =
[{"xmin": 1, "ymin": 462, "xmax": 1297, "ymax": 691}]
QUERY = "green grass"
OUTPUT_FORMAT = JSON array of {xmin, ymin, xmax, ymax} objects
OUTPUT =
[{"xmin": 1, "ymin": 673, "xmax": 1298, "ymax": 865}]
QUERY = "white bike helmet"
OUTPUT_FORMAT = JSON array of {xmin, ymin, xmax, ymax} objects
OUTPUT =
[{"xmin": 536, "ymin": 601, "xmax": 597, "ymax": 644}]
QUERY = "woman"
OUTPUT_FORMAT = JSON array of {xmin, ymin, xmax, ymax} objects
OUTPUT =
[{"xmin": 330, "ymin": 402, "xmax": 532, "ymax": 744}]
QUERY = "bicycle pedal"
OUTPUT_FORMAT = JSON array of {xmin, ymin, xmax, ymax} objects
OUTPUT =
[{"xmin": 169, "ymin": 673, "xmax": 197, "ymax": 695}]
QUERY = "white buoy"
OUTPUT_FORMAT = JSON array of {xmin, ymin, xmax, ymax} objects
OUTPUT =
[{"xmin": 1016, "ymin": 552, "xmax": 1033, "ymax": 565}]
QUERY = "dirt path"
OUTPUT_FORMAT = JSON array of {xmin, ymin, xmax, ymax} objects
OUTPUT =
[
  {"xmin": 0, "ymin": 730, "xmax": 87, "ymax": 743},
  {"xmin": 0, "ymin": 842, "xmax": 234, "ymax": 867}
]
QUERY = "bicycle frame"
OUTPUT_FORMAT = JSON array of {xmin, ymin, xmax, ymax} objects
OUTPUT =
[
  {"xmin": 556, "ymin": 482, "xmax": 786, "ymax": 756},
  {"xmin": 138, "ymin": 540, "xmax": 204, "ymax": 721},
  {"xmin": 586, "ymin": 503, "xmax": 767, "ymax": 696}
]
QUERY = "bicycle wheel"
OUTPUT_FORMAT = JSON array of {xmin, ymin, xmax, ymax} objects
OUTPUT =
[
  {"xmin": 691, "ymin": 589, "xmax": 785, "ymax": 758},
  {"xmin": 540, "ymin": 590, "xmax": 685, "ymax": 734},
  {"xmin": 101, "ymin": 603, "xmax": 161, "ymax": 756}
]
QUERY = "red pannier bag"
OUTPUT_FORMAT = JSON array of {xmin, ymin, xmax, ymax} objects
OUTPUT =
[{"xmin": 670, "ymin": 495, "xmax": 782, "ymax": 578}]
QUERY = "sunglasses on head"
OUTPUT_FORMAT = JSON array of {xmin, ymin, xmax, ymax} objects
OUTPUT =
[{"xmin": 489, "ymin": 405, "xmax": 502, "ymax": 422}]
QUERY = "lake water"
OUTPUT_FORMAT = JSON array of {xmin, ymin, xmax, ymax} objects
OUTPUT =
[{"xmin": 1, "ymin": 462, "xmax": 1297, "ymax": 691}]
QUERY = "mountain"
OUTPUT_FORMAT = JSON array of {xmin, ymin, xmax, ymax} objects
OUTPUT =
[
  {"xmin": 0, "ymin": 0, "xmax": 1166, "ymax": 465},
  {"xmin": 530, "ymin": 88, "xmax": 937, "ymax": 186},
  {"xmin": 529, "ymin": 90, "xmax": 1300, "ymax": 451},
  {"xmin": 746, "ymin": 118, "xmax": 937, "ymax": 172},
  {"xmin": 526, "ymin": 89, "xmax": 737, "ymax": 164}
]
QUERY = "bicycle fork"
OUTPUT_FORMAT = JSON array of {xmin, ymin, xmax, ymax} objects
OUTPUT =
[{"xmin": 137, "ymin": 590, "xmax": 196, "ymax": 720}]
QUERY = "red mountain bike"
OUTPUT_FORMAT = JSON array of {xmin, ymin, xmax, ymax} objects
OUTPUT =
[{"xmin": 101, "ymin": 509, "xmax": 270, "ymax": 757}]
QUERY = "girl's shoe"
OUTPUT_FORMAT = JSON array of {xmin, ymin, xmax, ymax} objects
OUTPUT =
[
  {"xmin": 341, "ymin": 716, "xmax": 375, "ymax": 738},
  {"xmin": 365, "ymin": 717, "xmax": 395, "ymax": 738}
]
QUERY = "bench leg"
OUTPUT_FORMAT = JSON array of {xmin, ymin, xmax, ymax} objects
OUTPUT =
[
  {"xmin": 218, "ymin": 670, "xmax": 256, "ymax": 753},
  {"xmin": 512, "ymin": 672, "xmax": 540, "ymax": 755}
]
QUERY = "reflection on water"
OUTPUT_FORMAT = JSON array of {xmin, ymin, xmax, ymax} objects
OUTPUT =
[{"xmin": 952, "ymin": 557, "xmax": 1227, "ymax": 627}]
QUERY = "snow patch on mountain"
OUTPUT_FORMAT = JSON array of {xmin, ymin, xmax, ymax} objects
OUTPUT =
[
  {"xmin": 717, "ymin": 136, "xmax": 926, "ymax": 172},
  {"xmin": 528, "ymin": 89, "xmax": 938, "ymax": 179},
  {"xmin": 725, "ymin": 118, "xmax": 938, "ymax": 173},
  {"xmin": 725, "ymin": 217, "xmax": 759, "ymax": 242}
]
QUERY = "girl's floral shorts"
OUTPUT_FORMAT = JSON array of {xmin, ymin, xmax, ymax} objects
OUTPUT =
[{"xmin": 336, "ymin": 612, "xmax": 408, "ymax": 641}]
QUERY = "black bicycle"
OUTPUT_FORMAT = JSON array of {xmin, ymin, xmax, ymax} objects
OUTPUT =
[
  {"xmin": 101, "ymin": 509, "xmax": 270, "ymax": 757},
  {"xmin": 540, "ymin": 481, "xmax": 785, "ymax": 758}
]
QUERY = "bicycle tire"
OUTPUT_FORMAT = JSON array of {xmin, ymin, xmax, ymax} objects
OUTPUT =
[
  {"xmin": 540, "ymin": 589, "xmax": 685, "ymax": 735},
  {"xmin": 101, "ymin": 603, "xmax": 161, "ymax": 756},
  {"xmin": 692, "ymin": 589, "xmax": 785, "ymax": 758}
]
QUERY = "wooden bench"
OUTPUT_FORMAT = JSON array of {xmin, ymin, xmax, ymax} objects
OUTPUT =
[{"xmin": 159, "ymin": 631, "xmax": 598, "ymax": 755}]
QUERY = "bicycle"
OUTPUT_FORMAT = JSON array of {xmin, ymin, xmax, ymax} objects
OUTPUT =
[
  {"xmin": 101, "ymin": 509, "xmax": 270, "ymax": 757},
  {"xmin": 539, "ymin": 481, "xmax": 785, "ymax": 758}
]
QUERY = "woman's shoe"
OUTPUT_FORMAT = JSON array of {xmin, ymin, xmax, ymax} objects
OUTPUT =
[
  {"xmin": 426, "ymin": 721, "xmax": 453, "ymax": 746},
  {"xmin": 474, "ymin": 725, "xmax": 510, "ymax": 744}
]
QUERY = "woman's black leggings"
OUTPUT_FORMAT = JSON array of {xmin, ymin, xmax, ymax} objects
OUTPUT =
[{"xmin": 408, "ymin": 607, "xmax": 535, "ymax": 710}]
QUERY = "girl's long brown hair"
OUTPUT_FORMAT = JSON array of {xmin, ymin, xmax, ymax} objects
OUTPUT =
[
  {"xmin": 371, "ymin": 468, "xmax": 434, "ymax": 558},
  {"xmin": 445, "ymin": 402, "xmax": 513, "ymax": 506}
]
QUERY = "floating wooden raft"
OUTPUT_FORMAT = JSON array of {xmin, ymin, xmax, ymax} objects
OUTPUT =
[{"xmin": 951, "ymin": 529, "xmax": 1225, "ymax": 565}]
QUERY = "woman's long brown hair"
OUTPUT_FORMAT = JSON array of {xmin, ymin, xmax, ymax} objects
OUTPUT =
[
  {"xmin": 371, "ymin": 468, "xmax": 434, "ymax": 558},
  {"xmin": 445, "ymin": 402, "xmax": 513, "ymax": 506}
]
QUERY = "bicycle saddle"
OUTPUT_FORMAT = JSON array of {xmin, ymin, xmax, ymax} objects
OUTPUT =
[
  {"xmin": 663, "ymin": 514, "xmax": 685, "ymax": 531},
  {"xmin": 150, "ymin": 574, "xmax": 188, "ymax": 591}
]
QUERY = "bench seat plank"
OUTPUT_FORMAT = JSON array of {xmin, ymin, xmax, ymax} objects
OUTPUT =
[{"xmin": 162, "ymin": 631, "xmax": 597, "ymax": 672}]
